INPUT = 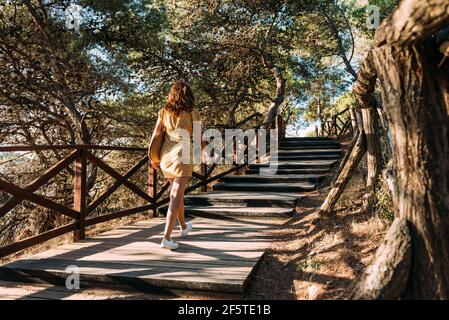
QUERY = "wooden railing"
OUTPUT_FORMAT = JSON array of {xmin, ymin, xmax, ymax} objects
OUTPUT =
[
  {"xmin": 0, "ymin": 145, "xmax": 150, "ymax": 258},
  {"xmin": 321, "ymin": 107, "xmax": 354, "ymax": 139},
  {"xmin": 0, "ymin": 113, "xmax": 285, "ymax": 259}
]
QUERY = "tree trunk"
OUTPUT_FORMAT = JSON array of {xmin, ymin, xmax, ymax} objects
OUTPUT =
[
  {"xmin": 331, "ymin": 129, "xmax": 358, "ymax": 186},
  {"xmin": 261, "ymin": 52, "xmax": 286, "ymax": 127},
  {"xmin": 371, "ymin": 42, "xmax": 449, "ymax": 299},
  {"xmin": 350, "ymin": 108, "xmax": 357, "ymax": 136},
  {"xmin": 317, "ymin": 97, "xmax": 323, "ymax": 137},
  {"xmin": 315, "ymin": 131, "xmax": 367, "ymax": 219},
  {"xmin": 361, "ymin": 107, "xmax": 381, "ymax": 212},
  {"xmin": 331, "ymin": 107, "xmax": 362, "ymax": 186}
]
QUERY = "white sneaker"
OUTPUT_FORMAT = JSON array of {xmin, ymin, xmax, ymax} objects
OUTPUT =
[
  {"xmin": 160, "ymin": 238, "xmax": 179, "ymax": 250},
  {"xmin": 180, "ymin": 222, "xmax": 193, "ymax": 237}
]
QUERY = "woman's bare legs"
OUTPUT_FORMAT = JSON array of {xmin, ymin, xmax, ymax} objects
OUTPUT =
[
  {"xmin": 177, "ymin": 192, "xmax": 187, "ymax": 230},
  {"xmin": 166, "ymin": 178, "xmax": 187, "ymax": 230},
  {"xmin": 164, "ymin": 177, "xmax": 189, "ymax": 240}
]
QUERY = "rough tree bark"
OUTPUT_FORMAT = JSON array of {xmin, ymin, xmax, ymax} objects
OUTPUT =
[
  {"xmin": 352, "ymin": 50, "xmax": 385, "ymax": 212},
  {"xmin": 372, "ymin": 44, "xmax": 449, "ymax": 299},
  {"xmin": 353, "ymin": 0, "xmax": 449, "ymax": 299},
  {"xmin": 315, "ymin": 44, "xmax": 383, "ymax": 222},
  {"xmin": 351, "ymin": 46, "xmax": 382, "ymax": 211},
  {"xmin": 349, "ymin": 107, "xmax": 358, "ymax": 136},
  {"xmin": 361, "ymin": 107, "xmax": 381, "ymax": 212}
]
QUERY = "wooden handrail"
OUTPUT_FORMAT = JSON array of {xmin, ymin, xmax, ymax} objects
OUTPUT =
[
  {"xmin": 0, "ymin": 147, "xmax": 151, "ymax": 257},
  {"xmin": 0, "ymin": 177, "xmax": 80, "ymax": 220},
  {"xmin": 335, "ymin": 107, "xmax": 350, "ymax": 117},
  {"xmin": 87, "ymin": 155, "xmax": 149, "ymax": 214},
  {"xmin": 0, "ymin": 145, "xmax": 148, "ymax": 152},
  {"xmin": 86, "ymin": 151, "xmax": 153, "ymax": 204},
  {"xmin": 0, "ymin": 113, "xmax": 285, "ymax": 259},
  {"xmin": 0, "ymin": 150, "xmax": 79, "ymax": 219}
]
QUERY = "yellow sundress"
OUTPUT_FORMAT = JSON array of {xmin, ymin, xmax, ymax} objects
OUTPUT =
[{"xmin": 158, "ymin": 108, "xmax": 200, "ymax": 179}]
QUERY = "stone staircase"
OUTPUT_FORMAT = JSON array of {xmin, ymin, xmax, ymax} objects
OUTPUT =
[{"xmin": 162, "ymin": 137, "xmax": 341, "ymax": 218}]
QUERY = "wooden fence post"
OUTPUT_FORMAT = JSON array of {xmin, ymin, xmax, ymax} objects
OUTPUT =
[
  {"xmin": 74, "ymin": 148, "xmax": 87, "ymax": 241},
  {"xmin": 200, "ymin": 163, "xmax": 207, "ymax": 192},
  {"xmin": 148, "ymin": 164, "xmax": 157, "ymax": 217},
  {"xmin": 350, "ymin": 107, "xmax": 358, "ymax": 136},
  {"xmin": 244, "ymin": 138, "xmax": 249, "ymax": 164},
  {"xmin": 233, "ymin": 136, "xmax": 241, "ymax": 176},
  {"xmin": 276, "ymin": 115, "xmax": 284, "ymax": 141},
  {"xmin": 255, "ymin": 131, "xmax": 260, "ymax": 163}
]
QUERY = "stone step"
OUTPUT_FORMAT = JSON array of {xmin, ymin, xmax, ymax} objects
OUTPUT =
[
  {"xmin": 275, "ymin": 149, "xmax": 342, "ymax": 156},
  {"xmin": 185, "ymin": 191, "xmax": 302, "ymax": 208},
  {"xmin": 279, "ymin": 144, "xmax": 342, "ymax": 150},
  {"xmin": 245, "ymin": 168, "xmax": 332, "ymax": 175},
  {"xmin": 280, "ymin": 140, "xmax": 340, "ymax": 148},
  {"xmin": 282, "ymin": 137, "xmax": 334, "ymax": 142},
  {"xmin": 274, "ymin": 154, "xmax": 341, "ymax": 161},
  {"xmin": 249, "ymin": 159, "xmax": 338, "ymax": 170},
  {"xmin": 221, "ymin": 174, "xmax": 327, "ymax": 184},
  {"xmin": 213, "ymin": 182, "xmax": 316, "ymax": 193},
  {"xmin": 159, "ymin": 205, "xmax": 295, "ymax": 218}
]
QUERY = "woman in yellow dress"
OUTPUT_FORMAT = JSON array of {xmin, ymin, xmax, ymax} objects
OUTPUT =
[{"xmin": 150, "ymin": 81, "xmax": 201, "ymax": 250}]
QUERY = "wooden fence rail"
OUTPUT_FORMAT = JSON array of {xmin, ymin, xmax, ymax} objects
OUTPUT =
[
  {"xmin": 0, "ymin": 114, "xmax": 285, "ymax": 259},
  {"xmin": 321, "ymin": 107, "xmax": 354, "ymax": 139}
]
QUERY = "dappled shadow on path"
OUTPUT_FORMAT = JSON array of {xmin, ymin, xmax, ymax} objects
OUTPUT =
[
  {"xmin": 2, "ymin": 217, "xmax": 280, "ymax": 300},
  {"xmin": 244, "ymin": 188, "xmax": 385, "ymax": 300}
]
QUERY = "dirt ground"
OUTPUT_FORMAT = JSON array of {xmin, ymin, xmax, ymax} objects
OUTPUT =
[{"xmin": 245, "ymin": 170, "xmax": 388, "ymax": 300}]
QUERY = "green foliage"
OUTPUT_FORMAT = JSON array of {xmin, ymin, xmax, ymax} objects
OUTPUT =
[
  {"xmin": 349, "ymin": 0, "xmax": 400, "ymax": 39},
  {"xmin": 374, "ymin": 181, "xmax": 395, "ymax": 222},
  {"xmin": 297, "ymin": 257, "xmax": 325, "ymax": 272},
  {"xmin": 332, "ymin": 92, "xmax": 356, "ymax": 113}
]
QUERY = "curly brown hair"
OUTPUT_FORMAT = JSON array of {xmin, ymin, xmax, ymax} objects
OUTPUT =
[{"xmin": 164, "ymin": 81, "xmax": 195, "ymax": 116}]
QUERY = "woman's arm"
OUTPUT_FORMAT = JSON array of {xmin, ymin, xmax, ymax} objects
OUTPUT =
[
  {"xmin": 150, "ymin": 112, "xmax": 164, "ymax": 169},
  {"xmin": 150, "ymin": 117, "xmax": 164, "ymax": 140},
  {"xmin": 201, "ymin": 138, "xmax": 206, "ymax": 150}
]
